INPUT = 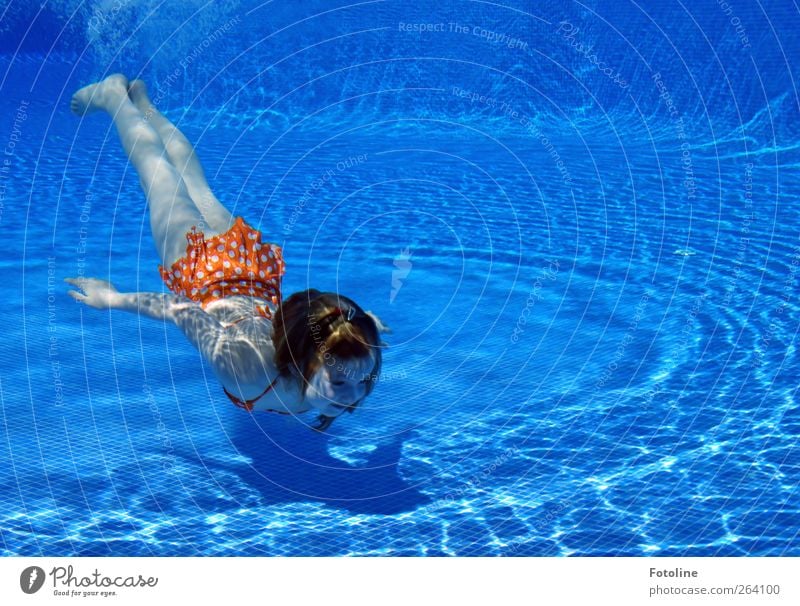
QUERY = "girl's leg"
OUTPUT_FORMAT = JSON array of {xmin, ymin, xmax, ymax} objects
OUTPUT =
[
  {"xmin": 71, "ymin": 74, "xmax": 205, "ymax": 268},
  {"xmin": 127, "ymin": 79, "xmax": 234, "ymax": 236}
]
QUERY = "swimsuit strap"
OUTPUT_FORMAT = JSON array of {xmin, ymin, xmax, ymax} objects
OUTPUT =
[
  {"xmin": 222, "ymin": 308, "xmax": 287, "ymax": 414},
  {"xmin": 223, "ymin": 375, "xmax": 289, "ymax": 413}
]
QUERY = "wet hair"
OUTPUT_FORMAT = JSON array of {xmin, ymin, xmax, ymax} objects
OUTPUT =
[{"xmin": 271, "ymin": 288, "xmax": 383, "ymax": 431}]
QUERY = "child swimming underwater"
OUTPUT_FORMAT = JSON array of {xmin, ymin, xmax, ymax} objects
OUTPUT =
[{"xmin": 64, "ymin": 74, "xmax": 389, "ymax": 431}]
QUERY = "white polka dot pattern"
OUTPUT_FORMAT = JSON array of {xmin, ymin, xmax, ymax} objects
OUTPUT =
[{"xmin": 158, "ymin": 216, "xmax": 285, "ymax": 320}]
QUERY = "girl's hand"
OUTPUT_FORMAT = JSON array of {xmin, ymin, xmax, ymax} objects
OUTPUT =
[
  {"xmin": 365, "ymin": 310, "xmax": 391, "ymax": 333},
  {"xmin": 64, "ymin": 277, "xmax": 121, "ymax": 309}
]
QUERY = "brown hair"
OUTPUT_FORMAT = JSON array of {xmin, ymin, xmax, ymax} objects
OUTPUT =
[{"xmin": 271, "ymin": 288, "xmax": 383, "ymax": 430}]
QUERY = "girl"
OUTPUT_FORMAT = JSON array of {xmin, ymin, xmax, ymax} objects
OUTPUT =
[{"xmin": 65, "ymin": 74, "xmax": 389, "ymax": 431}]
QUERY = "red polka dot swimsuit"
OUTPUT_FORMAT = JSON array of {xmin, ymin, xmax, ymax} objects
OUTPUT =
[{"xmin": 158, "ymin": 216, "xmax": 285, "ymax": 321}]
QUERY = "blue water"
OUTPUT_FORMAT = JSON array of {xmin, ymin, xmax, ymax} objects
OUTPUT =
[{"xmin": 1, "ymin": 0, "xmax": 799, "ymax": 556}]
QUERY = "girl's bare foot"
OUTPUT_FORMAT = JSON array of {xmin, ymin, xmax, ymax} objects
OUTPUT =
[
  {"xmin": 70, "ymin": 73, "xmax": 129, "ymax": 116},
  {"xmin": 127, "ymin": 78, "xmax": 152, "ymax": 110}
]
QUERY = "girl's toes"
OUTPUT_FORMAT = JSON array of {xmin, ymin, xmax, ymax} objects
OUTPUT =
[{"xmin": 70, "ymin": 82, "xmax": 102, "ymax": 116}]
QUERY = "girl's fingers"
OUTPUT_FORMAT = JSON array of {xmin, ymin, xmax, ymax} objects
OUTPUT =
[
  {"xmin": 67, "ymin": 290, "xmax": 86, "ymax": 302},
  {"xmin": 64, "ymin": 278, "xmax": 84, "ymax": 293}
]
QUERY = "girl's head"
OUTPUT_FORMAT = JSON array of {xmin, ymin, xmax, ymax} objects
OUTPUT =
[{"xmin": 272, "ymin": 289, "xmax": 385, "ymax": 431}]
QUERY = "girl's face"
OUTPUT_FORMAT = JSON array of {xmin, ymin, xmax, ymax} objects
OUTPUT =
[{"xmin": 304, "ymin": 353, "xmax": 374, "ymax": 418}]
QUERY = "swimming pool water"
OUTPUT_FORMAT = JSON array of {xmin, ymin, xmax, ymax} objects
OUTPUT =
[{"xmin": 1, "ymin": 0, "xmax": 798, "ymax": 556}]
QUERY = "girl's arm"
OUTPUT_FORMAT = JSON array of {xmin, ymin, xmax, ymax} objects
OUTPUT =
[
  {"xmin": 66, "ymin": 276, "xmax": 199, "ymax": 322},
  {"xmin": 64, "ymin": 277, "xmax": 255, "ymax": 385}
]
